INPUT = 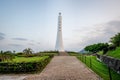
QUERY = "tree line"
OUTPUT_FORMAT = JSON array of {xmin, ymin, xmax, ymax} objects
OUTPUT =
[
  {"xmin": 0, "ymin": 48, "xmax": 33, "ymax": 62},
  {"xmin": 84, "ymin": 33, "xmax": 120, "ymax": 54},
  {"xmin": 0, "ymin": 48, "xmax": 58, "ymax": 62}
]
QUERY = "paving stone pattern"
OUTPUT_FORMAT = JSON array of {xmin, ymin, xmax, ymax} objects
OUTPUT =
[{"xmin": 24, "ymin": 56, "xmax": 100, "ymax": 80}]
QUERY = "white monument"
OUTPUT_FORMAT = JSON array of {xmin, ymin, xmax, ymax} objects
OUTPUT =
[{"xmin": 55, "ymin": 12, "xmax": 64, "ymax": 52}]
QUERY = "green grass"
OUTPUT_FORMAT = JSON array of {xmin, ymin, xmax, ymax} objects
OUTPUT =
[
  {"xmin": 68, "ymin": 52, "xmax": 81, "ymax": 56},
  {"xmin": 77, "ymin": 55, "xmax": 120, "ymax": 80},
  {"xmin": 0, "ymin": 55, "xmax": 52, "ymax": 73},
  {"xmin": 107, "ymin": 47, "xmax": 120, "ymax": 59},
  {"xmin": 37, "ymin": 53, "xmax": 58, "ymax": 56},
  {"xmin": 4, "ymin": 56, "xmax": 49, "ymax": 63},
  {"xmin": 98, "ymin": 51, "xmax": 104, "ymax": 55}
]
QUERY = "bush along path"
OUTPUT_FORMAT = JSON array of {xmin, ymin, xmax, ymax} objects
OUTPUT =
[
  {"xmin": 0, "ymin": 56, "xmax": 53, "ymax": 73},
  {"xmin": 24, "ymin": 56, "xmax": 100, "ymax": 80}
]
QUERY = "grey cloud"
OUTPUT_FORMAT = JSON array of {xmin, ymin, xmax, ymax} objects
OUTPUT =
[
  {"xmin": 37, "ymin": 42, "xmax": 40, "ymax": 44},
  {"xmin": 107, "ymin": 20, "xmax": 120, "ymax": 27},
  {"xmin": 67, "ymin": 20, "xmax": 120, "ymax": 51},
  {"xmin": 0, "ymin": 32, "xmax": 5, "ymax": 40},
  {"xmin": 104, "ymin": 20, "xmax": 120, "ymax": 35},
  {"xmin": 89, "ymin": 20, "xmax": 120, "ymax": 41},
  {"xmin": 9, "ymin": 44, "xmax": 23, "ymax": 47},
  {"xmin": 12, "ymin": 38, "xmax": 28, "ymax": 41},
  {"xmin": 28, "ymin": 43, "xmax": 35, "ymax": 45},
  {"xmin": 85, "ymin": 20, "xmax": 120, "ymax": 44},
  {"xmin": 30, "ymin": 40, "xmax": 35, "ymax": 42},
  {"xmin": 0, "ymin": 36, "xmax": 5, "ymax": 40},
  {"xmin": 73, "ymin": 20, "xmax": 120, "ymax": 51},
  {"xmin": 0, "ymin": 32, "xmax": 5, "ymax": 36}
]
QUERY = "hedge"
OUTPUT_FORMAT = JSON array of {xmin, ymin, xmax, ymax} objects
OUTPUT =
[{"xmin": 0, "ymin": 56, "xmax": 53, "ymax": 73}]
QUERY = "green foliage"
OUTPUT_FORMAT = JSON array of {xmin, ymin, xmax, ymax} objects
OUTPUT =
[
  {"xmin": 23, "ymin": 48, "xmax": 33, "ymax": 57},
  {"xmin": 67, "ymin": 52, "xmax": 80, "ymax": 56},
  {"xmin": 108, "ymin": 45, "xmax": 116, "ymax": 51},
  {"xmin": 84, "ymin": 43, "xmax": 109, "ymax": 53},
  {"xmin": 0, "ymin": 51, "xmax": 15, "ymax": 62},
  {"xmin": 9, "ymin": 56, "xmax": 49, "ymax": 62},
  {"xmin": 39, "ymin": 51, "xmax": 58, "ymax": 53},
  {"xmin": 36, "ymin": 52, "xmax": 58, "ymax": 56},
  {"xmin": 15, "ymin": 52, "xmax": 56, "ymax": 58},
  {"xmin": 38, "ymin": 53, "xmax": 55, "ymax": 58},
  {"xmin": 98, "ymin": 51, "xmax": 104, "ymax": 55},
  {"xmin": 77, "ymin": 55, "xmax": 120, "ymax": 80},
  {"xmin": 16, "ymin": 52, "xmax": 24, "ymax": 55},
  {"xmin": 110, "ymin": 33, "xmax": 120, "ymax": 47},
  {"xmin": 0, "ymin": 49, "xmax": 55, "ymax": 73},
  {"xmin": 84, "ymin": 33, "xmax": 120, "ymax": 54},
  {"xmin": 0, "ymin": 56, "xmax": 52, "ymax": 73},
  {"xmin": 107, "ymin": 47, "xmax": 120, "ymax": 59}
]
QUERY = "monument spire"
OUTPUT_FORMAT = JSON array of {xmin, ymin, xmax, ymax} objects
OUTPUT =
[{"xmin": 55, "ymin": 12, "xmax": 64, "ymax": 52}]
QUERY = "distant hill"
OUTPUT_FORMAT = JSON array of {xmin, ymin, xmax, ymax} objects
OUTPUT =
[{"xmin": 79, "ymin": 49, "xmax": 89, "ymax": 54}]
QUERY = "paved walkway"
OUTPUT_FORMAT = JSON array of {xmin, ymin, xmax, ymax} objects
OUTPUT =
[
  {"xmin": 24, "ymin": 56, "xmax": 100, "ymax": 80},
  {"xmin": 0, "ymin": 74, "xmax": 32, "ymax": 80}
]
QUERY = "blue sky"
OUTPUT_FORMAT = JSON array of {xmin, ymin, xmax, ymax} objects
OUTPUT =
[{"xmin": 0, "ymin": 0, "xmax": 120, "ymax": 52}]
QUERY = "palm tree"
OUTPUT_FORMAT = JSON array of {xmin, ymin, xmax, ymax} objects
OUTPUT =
[
  {"xmin": 23, "ymin": 48, "xmax": 33, "ymax": 57},
  {"xmin": 0, "ymin": 51, "xmax": 15, "ymax": 61}
]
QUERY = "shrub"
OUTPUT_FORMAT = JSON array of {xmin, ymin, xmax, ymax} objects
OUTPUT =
[
  {"xmin": 108, "ymin": 45, "xmax": 116, "ymax": 51},
  {"xmin": 0, "ymin": 56, "xmax": 53, "ymax": 73},
  {"xmin": 35, "ymin": 53, "xmax": 55, "ymax": 57},
  {"xmin": 0, "ymin": 51, "xmax": 15, "ymax": 62},
  {"xmin": 16, "ymin": 52, "xmax": 55, "ymax": 58}
]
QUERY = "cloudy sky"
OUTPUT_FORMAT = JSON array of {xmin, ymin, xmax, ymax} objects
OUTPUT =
[{"xmin": 0, "ymin": 0, "xmax": 120, "ymax": 52}]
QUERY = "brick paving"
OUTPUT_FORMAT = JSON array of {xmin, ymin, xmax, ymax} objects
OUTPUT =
[{"xmin": 24, "ymin": 56, "xmax": 100, "ymax": 80}]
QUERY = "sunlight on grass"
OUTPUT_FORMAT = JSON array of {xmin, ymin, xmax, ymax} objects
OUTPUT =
[
  {"xmin": 107, "ymin": 47, "xmax": 120, "ymax": 59},
  {"xmin": 6, "ymin": 56, "xmax": 49, "ymax": 62}
]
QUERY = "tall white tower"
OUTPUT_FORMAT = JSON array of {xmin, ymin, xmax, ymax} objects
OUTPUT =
[{"xmin": 55, "ymin": 12, "xmax": 64, "ymax": 52}]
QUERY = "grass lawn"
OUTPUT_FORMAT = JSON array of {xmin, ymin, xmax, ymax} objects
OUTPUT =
[
  {"xmin": 107, "ymin": 47, "xmax": 120, "ymax": 59},
  {"xmin": 0, "ymin": 55, "xmax": 52, "ymax": 73},
  {"xmin": 68, "ymin": 52, "xmax": 80, "ymax": 56},
  {"xmin": 38, "ymin": 53, "xmax": 58, "ymax": 56},
  {"xmin": 5, "ymin": 56, "xmax": 49, "ymax": 63},
  {"xmin": 98, "ymin": 51, "xmax": 104, "ymax": 55},
  {"xmin": 77, "ymin": 55, "xmax": 120, "ymax": 80}
]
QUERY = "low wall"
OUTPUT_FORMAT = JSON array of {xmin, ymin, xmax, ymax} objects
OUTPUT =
[{"xmin": 96, "ymin": 54, "xmax": 120, "ymax": 73}]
